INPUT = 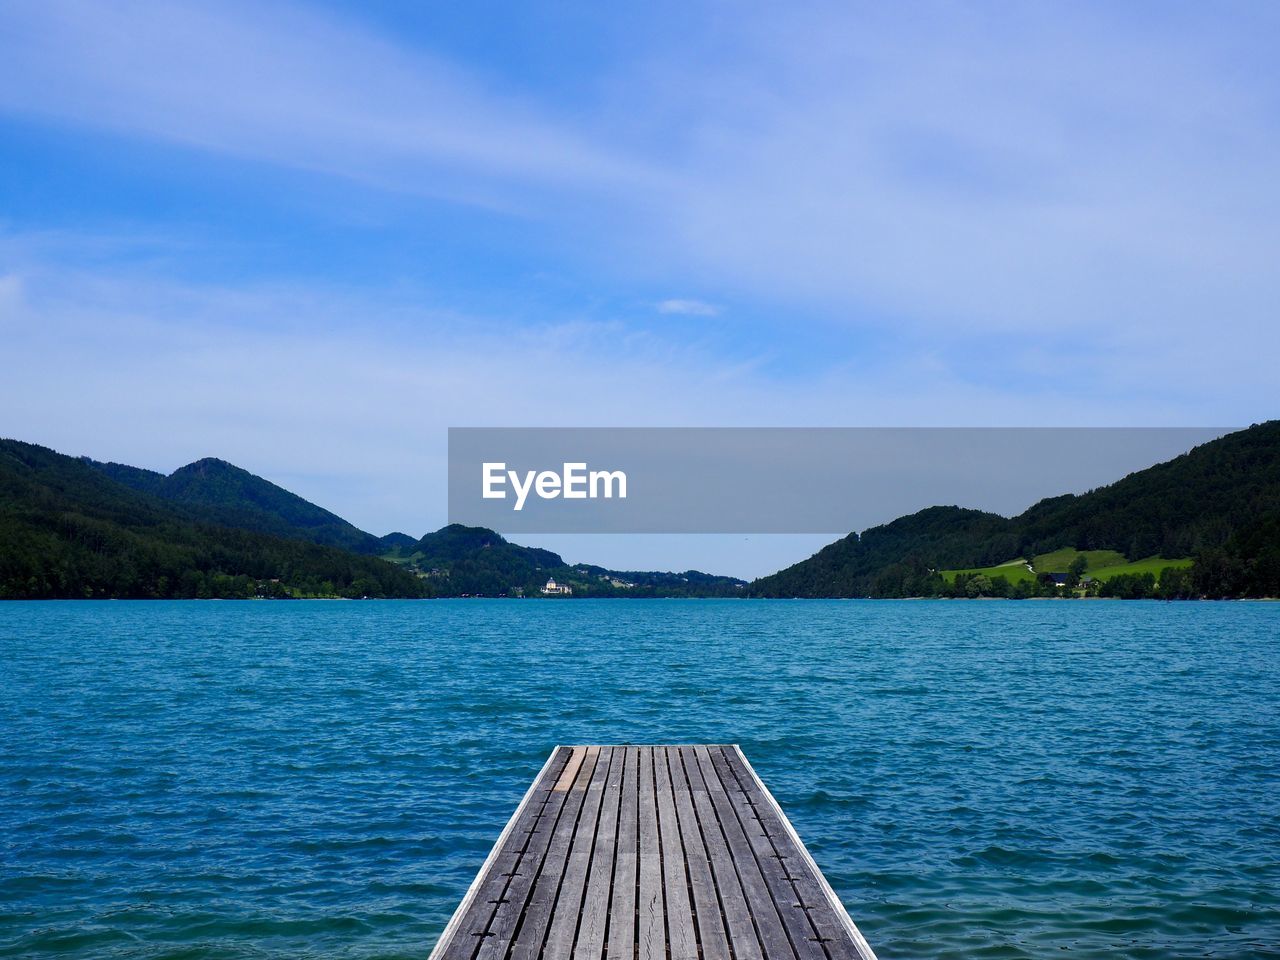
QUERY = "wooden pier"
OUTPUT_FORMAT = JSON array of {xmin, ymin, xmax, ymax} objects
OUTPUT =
[{"xmin": 430, "ymin": 745, "xmax": 877, "ymax": 960}]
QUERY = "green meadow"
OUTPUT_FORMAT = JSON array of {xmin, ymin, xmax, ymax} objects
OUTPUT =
[
  {"xmin": 1087, "ymin": 556, "xmax": 1193, "ymax": 580},
  {"xmin": 941, "ymin": 559, "xmax": 1036, "ymax": 584},
  {"xmin": 941, "ymin": 549, "xmax": 1192, "ymax": 584},
  {"xmin": 1030, "ymin": 548, "xmax": 1127, "ymax": 573}
]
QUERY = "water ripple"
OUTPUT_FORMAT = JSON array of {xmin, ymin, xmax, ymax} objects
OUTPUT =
[{"xmin": 1, "ymin": 599, "xmax": 1278, "ymax": 958}]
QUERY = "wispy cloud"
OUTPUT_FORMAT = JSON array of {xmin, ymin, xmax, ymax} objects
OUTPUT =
[
  {"xmin": 657, "ymin": 298, "xmax": 720, "ymax": 317},
  {"xmin": 0, "ymin": 0, "xmax": 661, "ymax": 213},
  {"xmin": 0, "ymin": 233, "xmax": 1262, "ymax": 574},
  {"xmin": 640, "ymin": 4, "xmax": 1280, "ymax": 343},
  {"xmin": 0, "ymin": 1, "xmax": 1277, "ymax": 574},
  {"xmin": 2, "ymin": 0, "xmax": 1273, "ymax": 367}
]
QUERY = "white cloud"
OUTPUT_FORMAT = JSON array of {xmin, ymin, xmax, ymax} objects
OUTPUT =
[
  {"xmin": 1, "ymin": 0, "xmax": 1276, "ymax": 365},
  {"xmin": 0, "ymin": 273, "xmax": 22, "ymax": 309},
  {"xmin": 0, "ymin": 236, "xmax": 1263, "ymax": 575},
  {"xmin": 0, "ymin": 2, "xmax": 1276, "ymax": 579},
  {"xmin": 0, "ymin": 0, "xmax": 661, "ymax": 213},
  {"xmin": 656, "ymin": 298, "xmax": 720, "ymax": 317},
  {"xmin": 638, "ymin": 4, "xmax": 1280, "ymax": 344}
]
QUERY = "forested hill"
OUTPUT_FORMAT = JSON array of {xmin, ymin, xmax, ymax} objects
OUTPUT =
[
  {"xmin": 1, "ymin": 439, "xmax": 745, "ymax": 599},
  {"xmin": 386, "ymin": 523, "xmax": 746, "ymax": 598},
  {"xmin": 9, "ymin": 424, "xmax": 1276, "ymax": 601},
  {"xmin": 749, "ymin": 421, "xmax": 1280, "ymax": 599},
  {"xmin": 1, "ymin": 440, "xmax": 426, "ymax": 599},
  {"xmin": 86, "ymin": 456, "xmax": 382, "ymax": 554}
]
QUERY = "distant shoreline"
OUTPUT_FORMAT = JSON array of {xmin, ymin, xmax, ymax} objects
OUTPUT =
[{"xmin": 5, "ymin": 595, "xmax": 1277, "ymax": 603}]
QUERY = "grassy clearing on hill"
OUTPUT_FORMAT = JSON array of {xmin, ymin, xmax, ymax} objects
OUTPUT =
[
  {"xmin": 1088, "ymin": 556, "xmax": 1193, "ymax": 581},
  {"xmin": 942, "ymin": 549, "xmax": 1193, "ymax": 585},
  {"xmin": 1031, "ymin": 548, "xmax": 1128, "ymax": 572},
  {"xmin": 941, "ymin": 559, "xmax": 1035, "ymax": 584}
]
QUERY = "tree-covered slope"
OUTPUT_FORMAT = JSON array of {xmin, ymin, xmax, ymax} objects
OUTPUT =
[
  {"xmin": 392, "ymin": 523, "xmax": 745, "ymax": 597},
  {"xmin": 748, "ymin": 506, "xmax": 1013, "ymax": 598},
  {"xmin": 1013, "ymin": 423, "xmax": 1280, "ymax": 559},
  {"xmin": 1, "ymin": 440, "xmax": 426, "ymax": 599},
  {"xmin": 91, "ymin": 460, "xmax": 167, "ymax": 496},
  {"xmin": 407, "ymin": 524, "xmax": 563, "ymax": 595},
  {"xmin": 377, "ymin": 531, "xmax": 418, "ymax": 551},
  {"xmin": 750, "ymin": 422, "xmax": 1280, "ymax": 598},
  {"xmin": 86, "ymin": 456, "xmax": 383, "ymax": 554},
  {"xmin": 3, "ymin": 440, "xmax": 745, "ymax": 600}
]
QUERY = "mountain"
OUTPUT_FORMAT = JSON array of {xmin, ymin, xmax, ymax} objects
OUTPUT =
[
  {"xmin": 749, "ymin": 421, "xmax": 1280, "ymax": 599},
  {"xmin": 377, "ymin": 531, "xmax": 418, "ymax": 551},
  {"xmin": 2, "ymin": 439, "xmax": 745, "ymax": 600},
  {"xmin": 14, "ymin": 423, "xmax": 1273, "ymax": 602},
  {"xmin": 86, "ymin": 456, "xmax": 382, "ymax": 554},
  {"xmin": 1, "ymin": 440, "xmax": 427, "ymax": 599},
  {"xmin": 747, "ymin": 506, "xmax": 1013, "ymax": 599},
  {"xmin": 389, "ymin": 523, "xmax": 746, "ymax": 598}
]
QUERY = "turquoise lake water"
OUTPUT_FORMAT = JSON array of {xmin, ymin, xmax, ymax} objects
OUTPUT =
[{"xmin": 1, "ymin": 599, "xmax": 1277, "ymax": 959}]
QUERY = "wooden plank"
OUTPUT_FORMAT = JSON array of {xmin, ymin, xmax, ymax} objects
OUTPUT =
[
  {"xmin": 505, "ymin": 747, "xmax": 604, "ymax": 960},
  {"xmin": 725, "ymin": 747, "xmax": 877, "ymax": 960},
  {"xmin": 431, "ymin": 746, "xmax": 878, "ymax": 960},
  {"xmin": 655, "ymin": 747, "xmax": 699, "ymax": 960},
  {"xmin": 605, "ymin": 747, "xmax": 639, "ymax": 960},
  {"xmin": 694, "ymin": 746, "xmax": 797, "ymax": 960},
  {"xmin": 678, "ymin": 745, "xmax": 764, "ymax": 960},
  {"xmin": 483, "ymin": 747, "xmax": 602, "ymax": 960},
  {"xmin": 709, "ymin": 748, "xmax": 827, "ymax": 960},
  {"xmin": 542, "ymin": 746, "xmax": 617, "ymax": 960},
  {"xmin": 572, "ymin": 745, "xmax": 625, "ymax": 960},
  {"xmin": 435, "ymin": 746, "xmax": 575, "ymax": 960},
  {"xmin": 636, "ymin": 746, "xmax": 664, "ymax": 960},
  {"xmin": 555, "ymin": 751, "xmax": 588, "ymax": 791},
  {"xmin": 667, "ymin": 746, "xmax": 733, "ymax": 960}
]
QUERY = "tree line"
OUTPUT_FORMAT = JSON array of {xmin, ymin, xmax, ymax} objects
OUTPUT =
[{"xmin": 750, "ymin": 422, "xmax": 1280, "ymax": 599}]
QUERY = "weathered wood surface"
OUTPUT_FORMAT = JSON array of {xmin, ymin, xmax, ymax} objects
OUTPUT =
[{"xmin": 430, "ymin": 745, "xmax": 877, "ymax": 960}]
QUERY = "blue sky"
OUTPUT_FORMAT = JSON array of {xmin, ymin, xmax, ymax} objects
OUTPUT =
[{"xmin": 1, "ymin": 1, "xmax": 1277, "ymax": 576}]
